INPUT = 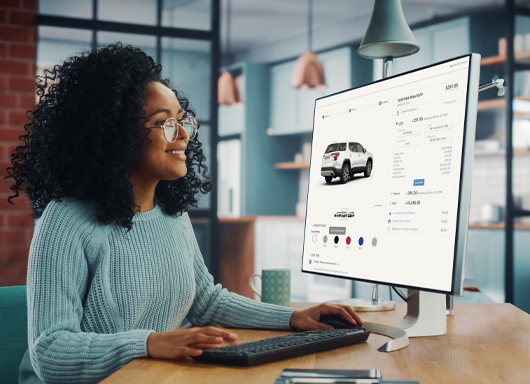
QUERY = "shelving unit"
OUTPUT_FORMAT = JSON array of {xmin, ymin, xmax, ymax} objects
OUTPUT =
[
  {"xmin": 480, "ymin": 50, "xmax": 530, "ymax": 65},
  {"xmin": 469, "ymin": 222, "xmax": 530, "ymax": 229},
  {"xmin": 474, "ymin": 0, "xmax": 530, "ymax": 311},
  {"xmin": 478, "ymin": 51, "xmax": 530, "ymax": 111},
  {"xmin": 275, "ymin": 162, "xmax": 310, "ymax": 170},
  {"xmin": 477, "ymin": 94, "xmax": 530, "ymax": 110},
  {"xmin": 217, "ymin": 62, "xmax": 300, "ymax": 217},
  {"xmin": 475, "ymin": 147, "xmax": 530, "ymax": 157}
]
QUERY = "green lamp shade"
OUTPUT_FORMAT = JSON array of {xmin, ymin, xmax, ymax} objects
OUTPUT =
[{"xmin": 358, "ymin": 0, "xmax": 420, "ymax": 59}]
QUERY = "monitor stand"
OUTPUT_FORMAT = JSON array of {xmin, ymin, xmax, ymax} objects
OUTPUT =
[
  {"xmin": 392, "ymin": 289, "xmax": 447, "ymax": 337},
  {"xmin": 334, "ymin": 290, "xmax": 447, "ymax": 352}
]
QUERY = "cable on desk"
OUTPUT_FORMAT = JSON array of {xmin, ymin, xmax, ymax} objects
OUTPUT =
[{"xmin": 392, "ymin": 286, "xmax": 408, "ymax": 302}]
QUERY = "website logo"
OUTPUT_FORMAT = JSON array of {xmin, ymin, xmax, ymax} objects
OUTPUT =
[{"xmin": 334, "ymin": 210, "xmax": 355, "ymax": 220}]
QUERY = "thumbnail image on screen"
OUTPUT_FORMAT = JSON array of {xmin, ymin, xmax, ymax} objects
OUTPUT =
[{"xmin": 302, "ymin": 55, "xmax": 474, "ymax": 294}]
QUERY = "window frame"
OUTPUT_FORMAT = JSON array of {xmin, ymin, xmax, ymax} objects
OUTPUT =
[{"xmin": 36, "ymin": 0, "xmax": 221, "ymax": 281}]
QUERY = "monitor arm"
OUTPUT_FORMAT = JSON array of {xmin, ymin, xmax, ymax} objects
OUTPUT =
[{"xmin": 479, "ymin": 78, "xmax": 505, "ymax": 96}]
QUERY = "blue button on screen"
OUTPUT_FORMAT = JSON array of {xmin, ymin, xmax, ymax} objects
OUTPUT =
[
  {"xmin": 413, "ymin": 179, "xmax": 425, "ymax": 186},
  {"xmin": 358, "ymin": 237, "xmax": 364, "ymax": 246}
]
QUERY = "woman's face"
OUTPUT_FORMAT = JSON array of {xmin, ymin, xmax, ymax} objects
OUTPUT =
[{"xmin": 133, "ymin": 81, "xmax": 189, "ymax": 184}]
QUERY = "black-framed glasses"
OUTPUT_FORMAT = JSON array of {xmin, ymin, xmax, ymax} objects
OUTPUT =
[{"xmin": 144, "ymin": 116, "xmax": 198, "ymax": 143}]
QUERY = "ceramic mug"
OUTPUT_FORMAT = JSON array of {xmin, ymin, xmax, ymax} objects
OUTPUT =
[{"xmin": 249, "ymin": 269, "xmax": 291, "ymax": 307}]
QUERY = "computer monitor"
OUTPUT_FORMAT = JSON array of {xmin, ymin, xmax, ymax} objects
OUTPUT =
[{"xmin": 302, "ymin": 54, "xmax": 481, "ymax": 346}]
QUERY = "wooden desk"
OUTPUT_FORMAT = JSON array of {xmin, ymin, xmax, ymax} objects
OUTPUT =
[{"xmin": 101, "ymin": 303, "xmax": 530, "ymax": 384}]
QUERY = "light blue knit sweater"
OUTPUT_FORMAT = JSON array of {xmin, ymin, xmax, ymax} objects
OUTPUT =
[{"xmin": 18, "ymin": 198, "xmax": 296, "ymax": 383}]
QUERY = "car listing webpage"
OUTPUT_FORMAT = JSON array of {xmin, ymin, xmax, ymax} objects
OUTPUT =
[{"xmin": 303, "ymin": 56, "xmax": 470, "ymax": 292}]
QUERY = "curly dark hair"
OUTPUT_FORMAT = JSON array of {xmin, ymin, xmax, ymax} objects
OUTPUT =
[{"xmin": 5, "ymin": 43, "xmax": 211, "ymax": 230}]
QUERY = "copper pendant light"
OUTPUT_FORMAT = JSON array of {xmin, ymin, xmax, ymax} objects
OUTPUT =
[
  {"xmin": 218, "ymin": 0, "xmax": 240, "ymax": 105},
  {"xmin": 291, "ymin": 0, "xmax": 325, "ymax": 89},
  {"xmin": 218, "ymin": 71, "xmax": 240, "ymax": 104}
]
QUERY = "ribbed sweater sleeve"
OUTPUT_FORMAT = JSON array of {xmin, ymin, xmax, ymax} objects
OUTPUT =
[
  {"xmin": 26, "ymin": 200, "xmax": 153, "ymax": 384},
  {"xmin": 183, "ymin": 213, "xmax": 297, "ymax": 330}
]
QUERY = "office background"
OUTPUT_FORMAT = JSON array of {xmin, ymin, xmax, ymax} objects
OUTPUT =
[{"xmin": 0, "ymin": 0, "xmax": 529, "ymax": 313}]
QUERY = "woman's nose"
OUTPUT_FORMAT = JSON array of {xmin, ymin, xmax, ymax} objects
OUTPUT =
[{"xmin": 179, "ymin": 124, "xmax": 189, "ymax": 141}]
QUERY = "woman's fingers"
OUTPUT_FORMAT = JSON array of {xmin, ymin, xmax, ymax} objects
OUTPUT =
[
  {"xmin": 189, "ymin": 334, "xmax": 224, "ymax": 346},
  {"xmin": 193, "ymin": 326, "xmax": 237, "ymax": 341},
  {"xmin": 147, "ymin": 327, "xmax": 239, "ymax": 360},
  {"xmin": 193, "ymin": 343, "xmax": 221, "ymax": 350},
  {"xmin": 318, "ymin": 304, "xmax": 364, "ymax": 326},
  {"xmin": 334, "ymin": 306, "xmax": 357, "ymax": 325},
  {"xmin": 341, "ymin": 305, "xmax": 364, "ymax": 325},
  {"xmin": 176, "ymin": 346, "xmax": 203, "ymax": 357}
]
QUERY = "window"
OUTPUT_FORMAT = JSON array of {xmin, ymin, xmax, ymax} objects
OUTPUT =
[
  {"xmin": 325, "ymin": 143, "xmax": 338, "ymax": 153},
  {"xmin": 36, "ymin": 0, "xmax": 220, "ymax": 279}
]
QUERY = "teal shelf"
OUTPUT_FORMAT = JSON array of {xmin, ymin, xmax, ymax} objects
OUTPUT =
[{"xmin": 267, "ymin": 128, "xmax": 313, "ymax": 136}]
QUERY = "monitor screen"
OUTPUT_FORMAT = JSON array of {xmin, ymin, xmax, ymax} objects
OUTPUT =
[{"xmin": 302, "ymin": 54, "xmax": 479, "ymax": 295}]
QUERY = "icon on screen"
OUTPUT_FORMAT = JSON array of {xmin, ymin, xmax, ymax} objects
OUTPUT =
[
  {"xmin": 322, "ymin": 115, "xmax": 325, "ymax": 119},
  {"xmin": 388, "ymin": 219, "xmax": 391, "ymax": 224},
  {"xmin": 309, "ymin": 259, "xmax": 312, "ymax": 264}
]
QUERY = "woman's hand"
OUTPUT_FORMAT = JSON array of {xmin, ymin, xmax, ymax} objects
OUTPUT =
[
  {"xmin": 289, "ymin": 303, "xmax": 364, "ymax": 331},
  {"xmin": 146, "ymin": 326, "xmax": 237, "ymax": 359}
]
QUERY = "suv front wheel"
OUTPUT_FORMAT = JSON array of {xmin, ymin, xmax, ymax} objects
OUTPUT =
[
  {"xmin": 364, "ymin": 160, "xmax": 372, "ymax": 177},
  {"xmin": 341, "ymin": 163, "xmax": 350, "ymax": 184}
]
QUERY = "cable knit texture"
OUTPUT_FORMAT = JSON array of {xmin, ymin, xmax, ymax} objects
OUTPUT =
[{"xmin": 19, "ymin": 198, "xmax": 296, "ymax": 383}]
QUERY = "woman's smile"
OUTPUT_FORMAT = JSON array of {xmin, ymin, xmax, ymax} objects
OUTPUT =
[{"xmin": 165, "ymin": 149, "xmax": 186, "ymax": 161}]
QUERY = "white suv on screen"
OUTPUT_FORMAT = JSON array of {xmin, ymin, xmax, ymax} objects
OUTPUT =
[{"xmin": 321, "ymin": 141, "xmax": 373, "ymax": 184}]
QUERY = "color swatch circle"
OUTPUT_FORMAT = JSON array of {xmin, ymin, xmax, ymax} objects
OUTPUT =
[
  {"xmin": 358, "ymin": 237, "xmax": 364, "ymax": 246},
  {"xmin": 334, "ymin": 236, "xmax": 339, "ymax": 244},
  {"xmin": 372, "ymin": 238, "xmax": 377, "ymax": 247},
  {"xmin": 323, "ymin": 235, "xmax": 328, "ymax": 243},
  {"xmin": 346, "ymin": 236, "xmax": 351, "ymax": 245}
]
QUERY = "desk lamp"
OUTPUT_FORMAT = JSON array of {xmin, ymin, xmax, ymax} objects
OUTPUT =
[{"xmin": 354, "ymin": 0, "xmax": 420, "ymax": 312}]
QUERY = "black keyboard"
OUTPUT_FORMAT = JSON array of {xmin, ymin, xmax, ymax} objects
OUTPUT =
[{"xmin": 192, "ymin": 327, "xmax": 371, "ymax": 366}]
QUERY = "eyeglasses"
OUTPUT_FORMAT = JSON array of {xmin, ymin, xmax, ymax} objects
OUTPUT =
[{"xmin": 144, "ymin": 116, "xmax": 198, "ymax": 143}]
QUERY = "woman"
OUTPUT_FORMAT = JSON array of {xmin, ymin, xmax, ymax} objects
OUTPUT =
[{"xmin": 6, "ymin": 43, "xmax": 363, "ymax": 384}]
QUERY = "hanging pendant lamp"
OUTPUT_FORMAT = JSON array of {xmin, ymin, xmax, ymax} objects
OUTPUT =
[
  {"xmin": 358, "ymin": 0, "xmax": 420, "ymax": 60},
  {"xmin": 218, "ymin": 71, "xmax": 240, "ymax": 105},
  {"xmin": 291, "ymin": 0, "xmax": 325, "ymax": 89},
  {"xmin": 218, "ymin": 0, "xmax": 240, "ymax": 105}
]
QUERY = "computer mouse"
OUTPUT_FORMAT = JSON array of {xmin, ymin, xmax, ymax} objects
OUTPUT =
[{"xmin": 318, "ymin": 314, "xmax": 364, "ymax": 330}]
